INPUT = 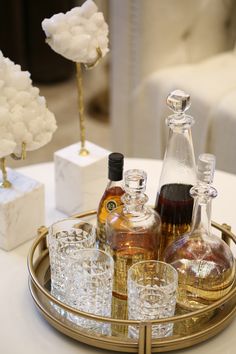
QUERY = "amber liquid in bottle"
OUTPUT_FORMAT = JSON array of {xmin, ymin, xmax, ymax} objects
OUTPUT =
[
  {"xmin": 107, "ymin": 209, "xmax": 160, "ymax": 335},
  {"xmin": 110, "ymin": 224, "xmax": 159, "ymax": 300},
  {"xmin": 155, "ymin": 183, "xmax": 193, "ymax": 259},
  {"xmin": 97, "ymin": 152, "xmax": 124, "ymax": 250},
  {"xmin": 169, "ymin": 232, "xmax": 236, "ymax": 310},
  {"xmin": 97, "ymin": 186, "xmax": 124, "ymax": 250},
  {"xmin": 106, "ymin": 169, "xmax": 161, "ymax": 335},
  {"xmin": 164, "ymin": 153, "xmax": 236, "ymax": 311}
]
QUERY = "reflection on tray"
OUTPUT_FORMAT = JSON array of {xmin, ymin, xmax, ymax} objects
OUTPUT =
[{"xmin": 43, "ymin": 265, "xmax": 225, "ymax": 339}]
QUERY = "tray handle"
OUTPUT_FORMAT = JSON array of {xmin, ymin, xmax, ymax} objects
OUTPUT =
[
  {"xmin": 139, "ymin": 322, "xmax": 152, "ymax": 354},
  {"xmin": 221, "ymin": 223, "xmax": 231, "ymax": 246},
  {"xmin": 37, "ymin": 226, "xmax": 48, "ymax": 252}
]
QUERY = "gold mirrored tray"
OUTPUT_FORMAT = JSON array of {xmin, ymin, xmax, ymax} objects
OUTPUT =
[{"xmin": 27, "ymin": 211, "xmax": 236, "ymax": 354}]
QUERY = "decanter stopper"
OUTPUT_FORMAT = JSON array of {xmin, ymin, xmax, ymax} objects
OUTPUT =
[
  {"xmin": 166, "ymin": 89, "xmax": 191, "ymax": 114},
  {"xmin": 197, "ymin": 153, "xmax": 216, "ymax": 184},
  {"xmin": 124, "ymin": 169, "xmax": 147, "ymax": 193}
]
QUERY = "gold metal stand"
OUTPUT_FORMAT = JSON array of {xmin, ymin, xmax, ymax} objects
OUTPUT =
[
  {"xmin": 27, "ymin": 211, "xmax": 236, "ymax": 353},
  {"xmin": 0, "ymin": 158, "xmax": 12, "ymax": 188},
  {"xmin": 10, "ymin": 141, "xmax": 26, "ymax": 160},
  {"xmin": 0, "ymin": 142, "xmax": 26, "ymax": 188},
  {"xmin": 76, "ymin": 48, "xmax": 102, "ymax": 156}
]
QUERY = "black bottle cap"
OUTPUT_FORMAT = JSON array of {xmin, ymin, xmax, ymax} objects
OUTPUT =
[{"xmin": 108, "ymin": 152, "xmax": 124, "ymax": 181}]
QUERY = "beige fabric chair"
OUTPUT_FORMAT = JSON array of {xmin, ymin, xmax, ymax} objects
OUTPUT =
[
  {"xmin": 133, "ymin": 52, "xmax": 236, "ymax": 171},
  {"xmin": 110, "ymin": 0, "xmax": 236, "ymax": 172}
]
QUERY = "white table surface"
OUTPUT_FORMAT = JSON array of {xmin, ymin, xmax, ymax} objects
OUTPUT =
[{"xmin": 1, "ymin": 158, "xmax": 236, "ymax": 354}]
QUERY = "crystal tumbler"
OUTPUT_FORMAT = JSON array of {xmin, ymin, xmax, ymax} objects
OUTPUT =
[
  {"xmin": 65, "ymin": 249, "xmax": 114, "ymax": 334},
  {"xmin": 48, "ymin": 218, "xmax": 96, "ymax": 303},
  {"xmin": 128, "ymin": 261, "xmax": 178, "ymax": 338}
]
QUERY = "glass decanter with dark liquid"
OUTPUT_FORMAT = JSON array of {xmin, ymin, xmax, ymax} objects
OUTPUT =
[{"xmin": 155, "ymin": 90, "xmax": 196, "ymax": 259}]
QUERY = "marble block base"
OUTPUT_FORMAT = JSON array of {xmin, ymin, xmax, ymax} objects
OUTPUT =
[
  {"xmin": 0, "ymin": 168, "xmax": 45, "ymax": 251},
  {"xmin": 55, "ymin": 141, "xmax": 110, "ymax": 215}
]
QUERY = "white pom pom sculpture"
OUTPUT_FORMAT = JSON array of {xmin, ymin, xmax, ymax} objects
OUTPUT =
[
  {"xmin": 42, "ymin": 0, "xmax": 109, "ymax": 156},
  {"xmin": 0, "ymin": 51, "xmax": 57, "ymax": 188},
  {"xmin": 42, "ymin": 0, "xmax": 108, "ymax": 64}
]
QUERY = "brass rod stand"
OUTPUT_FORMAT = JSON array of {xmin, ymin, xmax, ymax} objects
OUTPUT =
[
  {"xmin": 76, "ymin": 62, "xmax": 89, "ymax": 157},
  {"xmin": 0, "ymin": 142, "xmax": 27, "ymax": 189},
  {"xmin": 0, "ymin": 157, "xmax": 12, "ymax": 188},
  {"xmin": 75, "ymin": 48, "xmax": 102, "ymax": 156},
  {"xmin": 11, "ymin": 141, "xmax": 26, "ymax": 160}
]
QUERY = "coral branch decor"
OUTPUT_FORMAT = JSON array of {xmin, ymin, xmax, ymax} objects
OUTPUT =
[
  {"xmin": 0, "ymin": 51, "xmax": 57, "ymax": 188},
  {"xmin": 42, "ymin": 0, "xmax": 109, "ymax": 156}
]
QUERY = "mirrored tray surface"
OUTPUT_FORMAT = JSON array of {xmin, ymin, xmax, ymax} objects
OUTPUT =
[{"xmin": 28, "ymin": 211, "xmax": 236, "ymax": 353}]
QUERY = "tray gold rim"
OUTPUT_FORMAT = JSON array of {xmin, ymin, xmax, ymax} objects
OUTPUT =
[{"xmin": 27, "ymin": 210, "xmax": 236, "ymax": 353}]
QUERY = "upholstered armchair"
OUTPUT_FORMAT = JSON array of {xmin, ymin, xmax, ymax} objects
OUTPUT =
[{"xmin": 110, "ymin": 0, "xmax": 236, "ymax": 173}]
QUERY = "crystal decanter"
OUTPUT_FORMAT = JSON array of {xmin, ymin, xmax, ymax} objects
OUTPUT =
[
  {"xmin": 155, "ymin": 90, "xmax": 197, "ymax": 259},
  {"xmin": 106, "ymin": 169, "xmax": 161, "ymax": 321},
  {"xmin": 164, "ymin": 154, "xmax": 235, "ymax": 311}
]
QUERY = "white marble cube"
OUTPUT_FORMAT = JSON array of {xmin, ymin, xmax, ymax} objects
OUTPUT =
[
  {"xmin": 0, "ymin": 168, "xmax": 45, "ymax": 251},
  {"xmin": 54, "ymin": 141, "xmax": 110, "ymax": 215}
]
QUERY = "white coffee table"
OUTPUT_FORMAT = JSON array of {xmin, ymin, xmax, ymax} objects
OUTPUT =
[{"xmin": 1, "ymin": 159, "xmax": 236, "ymax": 354}]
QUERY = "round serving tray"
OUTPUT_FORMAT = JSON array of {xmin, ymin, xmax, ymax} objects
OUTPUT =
[{"xmin": 28, "ymin": 211, "xmax": 236, "ymax": 354}]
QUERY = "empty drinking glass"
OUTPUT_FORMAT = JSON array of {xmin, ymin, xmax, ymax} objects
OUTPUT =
[
  {"xmin": 128, "ymin": 261, "xmax": 178, "ymax": 338},
  {"xmin": 65, "ymin": 249, "xmax": 114, "ymax": 334},
  {"xmin": 48, "ymin": 218, "xmax": 96, "ymax": 303}
]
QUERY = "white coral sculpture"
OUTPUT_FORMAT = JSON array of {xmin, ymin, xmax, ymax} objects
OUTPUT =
[
  {"xmin": 42, "ymin": 0, "xmax": 108, "ymax": 156},
  {"xmin": 42, "ymin": 0, "xmax": 108, "ymax": 63},
  {"xmin": 0, "ymin": 50, "xmax": 57, "ymax": 187}
]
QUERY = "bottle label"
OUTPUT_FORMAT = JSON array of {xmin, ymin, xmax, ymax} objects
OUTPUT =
[
  {"xmin": 98, "ymin": 196, "xmax": 122, "ymax": 224},
  {"xmin": 105, "ymin": 197, "xmax": 119, "ymax": 213}
]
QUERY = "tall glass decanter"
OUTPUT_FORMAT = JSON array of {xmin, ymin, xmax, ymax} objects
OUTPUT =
[
  {"xmin": 106, "ymin": 169, "xmax": 161, "ymax": 304},
  {"xmin": 155, "ymin": 90, "xmax": 197, "ymax": 259},
  {"xmin": 164, "ymin": 154, "xmax": 235, "ymax": 311}
]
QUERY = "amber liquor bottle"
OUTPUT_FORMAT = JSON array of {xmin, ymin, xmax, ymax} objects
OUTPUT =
[{"xmin": 97, "ymin": 152, "xmax": 125, "ymax": 250}]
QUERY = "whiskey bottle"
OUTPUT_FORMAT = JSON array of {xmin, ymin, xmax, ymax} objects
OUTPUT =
[
  {"xmin": 164, "ymin": 154, "xmax": 235, "ymax": 311},
  {"xmin": 155, "ymin": 90, "xmax": 197, "ymax": 259},
  {"xmin": 97, "ymin": 152, "xmax": 125, "ymax": 250},
  {"xmin": 106, "ymin": 169, "xmax": 161, "ymax": 316}
]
